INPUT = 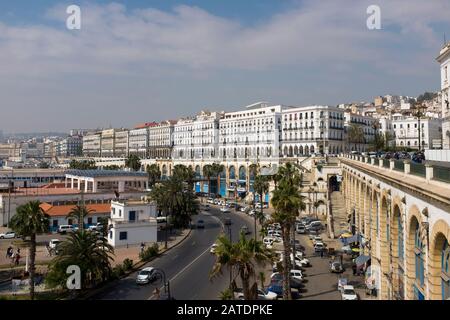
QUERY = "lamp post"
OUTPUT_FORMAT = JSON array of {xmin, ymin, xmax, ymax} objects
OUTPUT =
[{"xmin": 153, "ymin": 268, "xmax": 172, "ymax": 300}]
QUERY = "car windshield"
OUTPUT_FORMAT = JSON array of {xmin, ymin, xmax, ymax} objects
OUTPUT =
[
  {"xmin": 344, "ymin": 289, "xmax": 355, "ymax": 295},
  {"xmin": 139, "ymin": 270, "xmax": 152, "ymax": 276}
]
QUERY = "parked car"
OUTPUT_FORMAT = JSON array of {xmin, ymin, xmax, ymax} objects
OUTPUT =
[
  {"xmin": 196, "ymin": 220, "xmax": 205, "ymax": 229},
  {"xmin": 341, "ymin": 285, "xmax": 358, "ymax": 300},
  {"xmin": 257, "ymin": 288, "xmax": 278, "ymax": 300},
  {"xmin": 207, "ymin": 198, "xmax": 215, "ymax": 204},
  {"xmin": 314, "ymin": 242, "xmax": 326, "ymax": 252},
  {"xmin": 220, "ymin": 207, "xmax": 230, "ymax": 213},
  {"xmin": 210, "ymin": 243, "xmax": 218, "ymax": 254},
  {"xmin": 48, "ymin": 239, "xmax": 61, "ymax": 250},
  {"xmin": 57, "ymin": 225, "xmax": 75, "ymax": 234},
  {"xmin": 0, "ymin": 231, "xmax": 17, "ymax": 239},
  {"xmin": 88, "ymin": 222, "xmax": 103, "ymax": 232},
  {"xmin": 136, "ymin": 267, "xmax": 157, "ymax": 285},
  {"xmin": 255, "ymin": 203, "xmax": 268, "ymax": 209},
  {"xmin": 202, "ymin": 204, "xmax": 210, "ymax": 211},
  {"xmin": 312, "ymin": 236, "xmax": 323, "ymax": 245},
  {"xmin": 306, "ymin": 221, "xmax": 323, "ymax": 231},
  {"xmin": 296, "ymin": 225, "xmax": 306, "ymax": 234},
  {"xmin": 267, "ymin": 284, "xmax": 283, "ymax": 298},
  {"xmin": 330, "ymin": 261, "xmax": 344, "ymax": 273},
  {"xmin": 290, "ymin": 269, "xmax": 304, "ymax": 281}
]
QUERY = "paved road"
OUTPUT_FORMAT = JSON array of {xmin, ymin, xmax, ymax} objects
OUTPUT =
[{"xmin": 92, "ymin": 206, "xmax": 255, "ymax": 300}]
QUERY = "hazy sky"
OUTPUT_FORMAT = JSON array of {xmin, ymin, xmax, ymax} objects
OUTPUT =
[{"xmin": 1, "ymin": 0, "xmax": 450, "ymax": 133}]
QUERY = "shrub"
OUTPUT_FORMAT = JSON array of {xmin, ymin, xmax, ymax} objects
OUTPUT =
[
  {"xmin": 111, "ymin": 264, "xmax": 125, "ymax": 279},
  {"xmin": 139, "ymin": 243, "xmax": 159, "ymax": 261},
  {"xmin": 122, "ymin": 258, "xmax": 134, "ymax": 271}
]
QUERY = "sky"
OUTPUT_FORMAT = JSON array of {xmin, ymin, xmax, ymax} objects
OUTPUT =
[{"xmin": 1, "ymin": 0, "xmax": 450, "ymax": 133}]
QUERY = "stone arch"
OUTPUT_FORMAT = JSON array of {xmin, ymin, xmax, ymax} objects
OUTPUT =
[
  {"xmin": 391, "ymin": 202, "xmax": 405, "ymax": 299},
  {"xmin": 429, "ymin": 219, "xmax": 450, "ymax": 300},
  {"xmin": 195, "ymin": 165, "xmax": 201, "ymax": 178},
  {"xmin": 229, "ymin": 166, "xmax": 236, "ymax": 180},
  {"xmin": 294, "ymin": 145, "xmax": 298, "ymax": 156},
  {"xmin": 238, "ymin": 165, "xmax": 246, "ymax": 181},
  {"xmin": 379, "ymin": 194, "xmax": 391, "ymax": 299},
  {"xmin": 299, "ymin": 145, "xmax": 304, "ymax": 155},
  {"xmin": 310, "ymin": 145, "xmax": 315, "ymax": 154},
  {"xmin": 405, "ymin": 205, "xmax": 424, "ymax": 300},
  {"xmin": 162, "ymin": 164, "xmax": 168, "ymax": 179},
  {"xmin": 305, "ymin": 145, "xmax": 309, "ymax": 155}
]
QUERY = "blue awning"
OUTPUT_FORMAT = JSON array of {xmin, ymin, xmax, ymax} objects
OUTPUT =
[{"xmin": 355, "ymin": 255, "xmax": 370, "ymax": 267}]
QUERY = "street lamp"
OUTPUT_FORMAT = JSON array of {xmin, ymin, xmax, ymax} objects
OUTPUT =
[{"xmin": 153, "ymin": 268, "xmax": 172, "ymax": 300}]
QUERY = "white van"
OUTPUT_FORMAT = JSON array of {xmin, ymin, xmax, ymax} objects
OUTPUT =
[{"xmin": 58, "ymin": 225, "xmax": 74, "ymax": 234}]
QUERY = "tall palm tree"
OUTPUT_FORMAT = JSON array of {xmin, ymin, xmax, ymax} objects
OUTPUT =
[
  {"xmin": 9, "ymin": 201, "xmax": 50, "ymax": 300},
  {"xmin": 146, "ymin": 164, "xmax": 161, "ymax": 188},
  {"xmin": 202, "ymin": 164, "xmax": 213, "ymax": 197},
  {"xmin": 67, "ymin": 205, "xmax": 93, "ymax": 231},
  {"xmin": 270, "ymin": 163, "xmax": 304, "ymax": 300},
  {"xmin": 253, "ymin": 175, "xmax": 269, "ymax": 241},
  {"xmin": 210, "ymin": 232, "xmax": 274, "ymax": 300},
  {"xmin": 125, "ymin": 154, "xmax": 142, "ymax": 171},
  {"xmin": 46, "ymin": 230, "xmax": 114, "ymax": 289}
]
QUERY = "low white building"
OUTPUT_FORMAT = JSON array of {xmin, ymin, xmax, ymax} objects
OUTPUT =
[{"xmin": 107, "ymin": 199, "xmax": 158, "ymax": 247}]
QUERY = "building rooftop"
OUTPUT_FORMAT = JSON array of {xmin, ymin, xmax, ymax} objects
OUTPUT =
[
  {"xmin": 40, "ymin": 202, "xmax": 111, "ymax": 217},
  {"xmin": 65, "ymin": 169, "xmax": 148, "ymax": 178}
]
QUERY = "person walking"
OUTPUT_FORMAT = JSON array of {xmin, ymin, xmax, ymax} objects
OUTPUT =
[
  {"xmin": 14, "ymin": 252, "xmax": 21, "ymax": 266},
  {"xmin": 6, "ymin": 246, "xmax": 13, "ymax": 259}
]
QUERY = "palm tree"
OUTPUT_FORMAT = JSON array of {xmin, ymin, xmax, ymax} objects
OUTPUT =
[
  {"xmin": 46, "ymin": 230, "xmax": 114, "ymax": 289},
  {"xmin": 253, "ymin": 175, "xmax": 269, "ymax": 241},
  {"xmin": 210, "ymin": 232, "xmax": 274, "ymax": 300},
  {"xmin": 9, "ymin": 201, "xmax": 50, "ymax": 300},
  {"xmin": 67, "ymin": 205, "xmax": 93, "ymax": 231},
  {"xmin": 202, "ymin": 164, "xmax": 213, "ymax": 197},
  {"xmin": 146, "ymin": 164, "xmax": 161, "ymax": 188},
  {"xmin": 270, "ymin": 163, "xmax": 303, "ymax": 300},
  {"xmin": 125, "ymin": 154, "xmax": 141, "ymax": 172}
]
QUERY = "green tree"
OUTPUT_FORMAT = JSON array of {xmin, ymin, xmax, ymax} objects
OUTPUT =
[
  {"xmin": 125, "ymin": 154, "xmax": 141, "ymax": 172},
  {"xmin": 346, "ymin": 124, "xmax": 365, "ymax": 151},
  {"xmin": 69, "ymin": 160, "xmax": 97, "ymax": 170},
  {"xmin": 45, "ymin": 230, "xmax": 114, "ymax": 289},
  {"xmin": 9, "ymin": 201, "xmax": 50, "ymax": 300},
  {"xmin": 210, "ymin": 232, "xmax": 274, "ymax": 300},
  {"xmin": 202, "ymin": 164, "xmax": 213, "ymax": 197},
  {"xmin": 67, "ymin": 205, "xmax": 93, "ymax": 231},
  {"xmin": 270, "ymin": 163, "xmax": 304, "ymax": 300},
  {"xmin": 146, "ymin": 164, "xmax": 161, "ymax": 188}
]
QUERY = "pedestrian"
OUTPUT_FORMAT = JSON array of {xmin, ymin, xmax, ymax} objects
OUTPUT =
[
  {"xmin": 352, "ymin": 263, "xmax": 357, "ymax": 275},
  {"xmin": 6, "ymin": 246, "xmax": 13, "ymax": 259},
  {"xmin": 14, "ymin": 253, "xmax": 20, "ymax": 266},
  {"xmin": 320, "ymin": 250, "xmax": 324, "ymax": 258}
]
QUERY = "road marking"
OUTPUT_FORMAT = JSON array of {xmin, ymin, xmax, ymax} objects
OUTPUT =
[{"xmin": 147, "ymin": 213, "xmax": 224, "ymax": 300}]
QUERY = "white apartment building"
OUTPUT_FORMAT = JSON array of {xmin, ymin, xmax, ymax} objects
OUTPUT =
[
  {"xmin": 172, "ymin": 117, "xmax": 195, "ymax": 163},
  {"xmin": 148, "ymin": 120, "xmax": 175, "ymax": 160},
  {"xmin": 108, "ymin": 199, "xmax": 158, "ymax": 247},
  {"xmin": 83, "ymin": 131, "xmax": 102, "ymax": 157},
  {"xmin": 114, "ymin": 129, "xmax": 129, "ymax": 158},
  {"xmin": 391, "ymin": 115, "xmax": 442, "ymax": 150},
  {"xmin": 437, "ymin": 42, "xmax": 450, "ymax": 149},
  {"xmin": 343, "ymin": 112, "xmax": 377, "ymax": 152},
  {"xmin": 192, "ymin": 111, "xmax": 220, "ymax": 161},
  {"xmin": 128, "ymin": 127, "xmax": 148, "ymax": 159},
  {"xmin": 281, "ymin": 105, "xmax": 345, "ymax": 156},
  {"xmin": 219, "ymin": 102, "xmax": 282, "ymax": 163}
]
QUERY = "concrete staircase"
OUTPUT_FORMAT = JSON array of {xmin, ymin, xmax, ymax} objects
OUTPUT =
[{"xmin": 329, "ymin": 191, "xmax": 347, "ymax": 237}]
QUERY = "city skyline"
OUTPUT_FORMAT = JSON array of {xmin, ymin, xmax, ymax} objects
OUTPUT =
[{"xmin": 1, "ymin": 0, "xmax": 450, "ymax": 133}]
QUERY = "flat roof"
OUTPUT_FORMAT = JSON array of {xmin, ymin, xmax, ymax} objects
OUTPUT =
[
  {"xmin": 40, "ymin": 203, "xmax": 111, "ymax": 217},
  {"xmin": 65, "ymin": 169, "xmax": 147, "ymax": 178}
]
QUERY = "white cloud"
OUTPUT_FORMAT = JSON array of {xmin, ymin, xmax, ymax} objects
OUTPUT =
[{"xmin": 0, "ymin": 0, "xmax": 449, "ymax": 131}]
